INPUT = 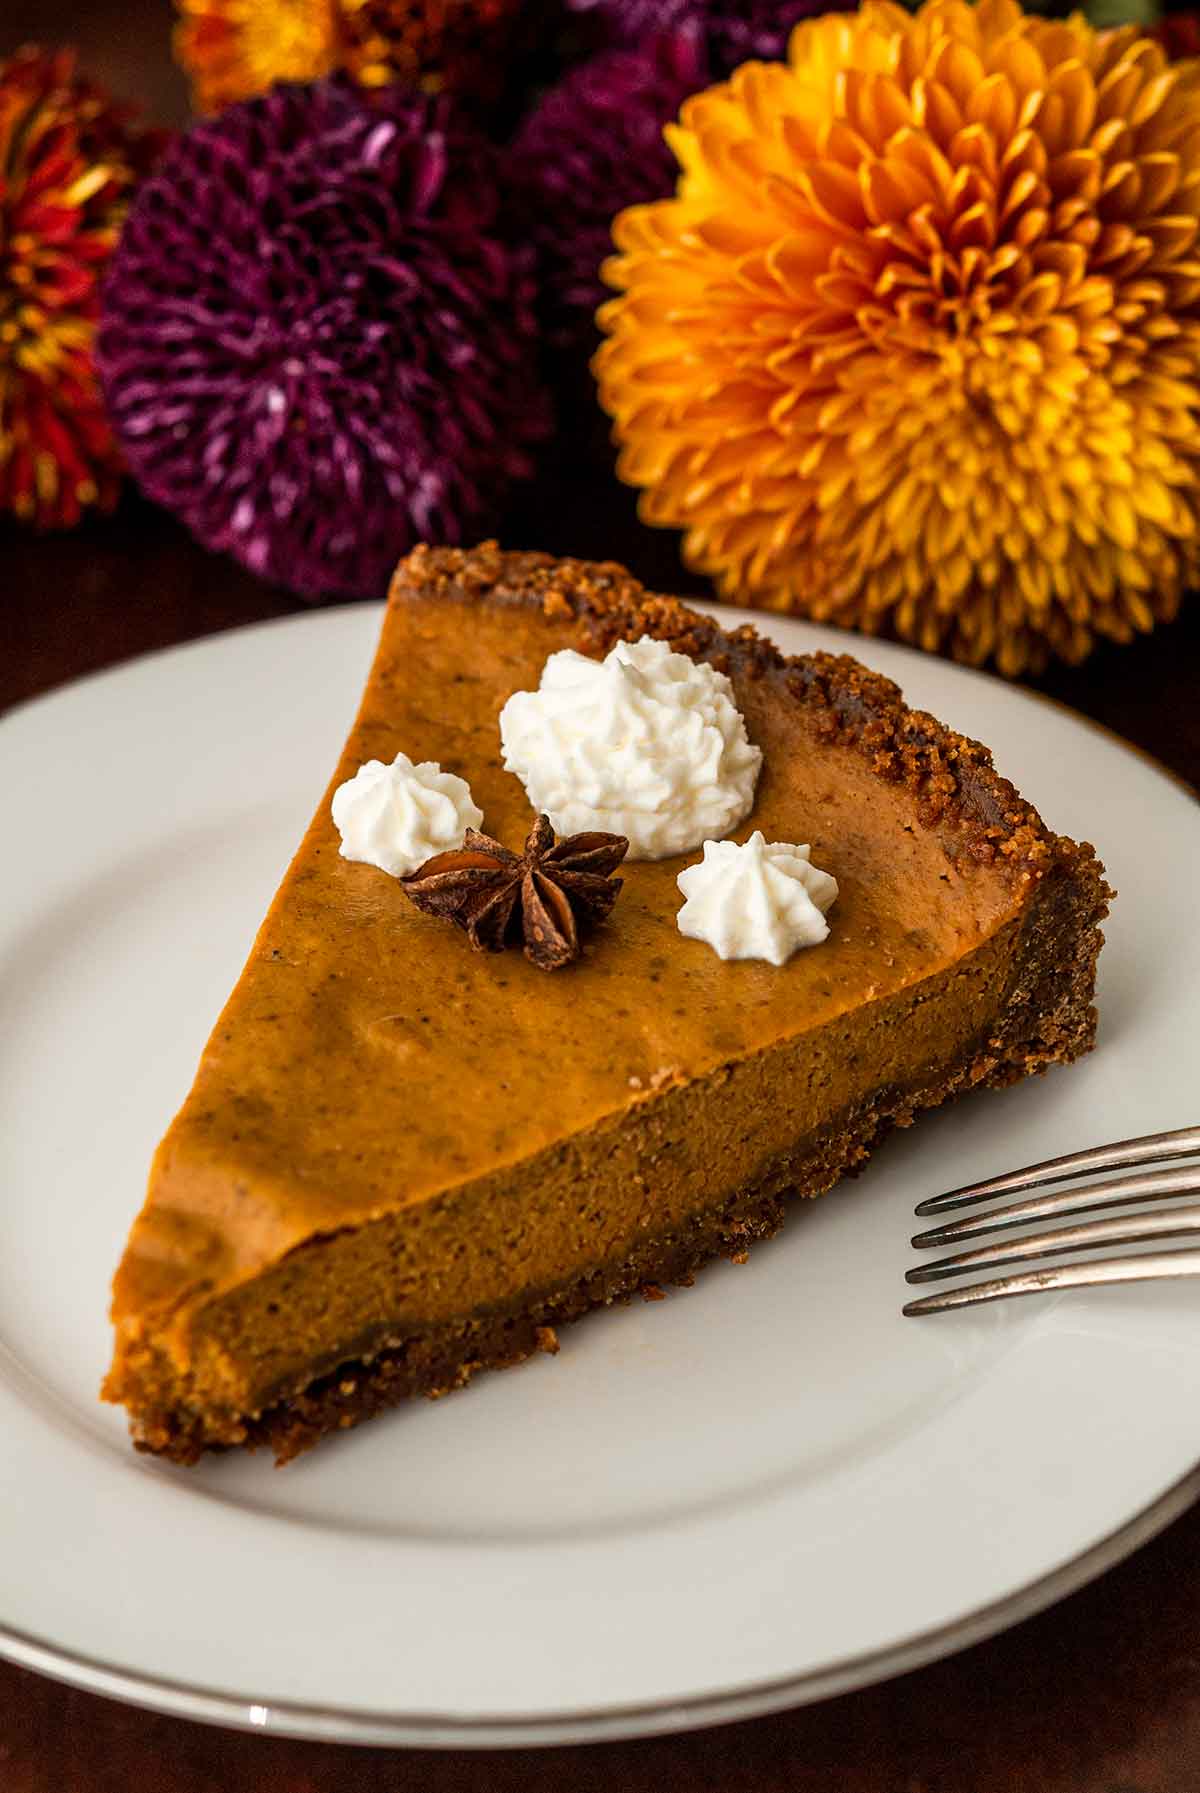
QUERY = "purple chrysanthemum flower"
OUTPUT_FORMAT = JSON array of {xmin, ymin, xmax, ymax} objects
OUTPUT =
[
  {"xmin": 567, "ymin": 0, "xmax": 843, "ymax": 74},
  {"xmin": 99, "ymin": 79, "xmax": 550, "ymax": 600},
  {"xmin": 508, "ymin": 30, "xmax": 707, "ymax": 357}
]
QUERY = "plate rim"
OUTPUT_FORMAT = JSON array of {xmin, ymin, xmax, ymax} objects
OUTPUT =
[
  {"xmin": 3, "ymin": 601, "xmax": 1198, "ymax": 1748},
  {"xmin": 4, "ymin": 1460, "xmax": 1198, "ymax": 1747}
]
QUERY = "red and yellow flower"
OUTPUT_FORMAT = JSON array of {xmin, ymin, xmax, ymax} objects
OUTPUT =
[{"xmin": 0, "ymin": 48, "xmax": 164, "ymax": 529}]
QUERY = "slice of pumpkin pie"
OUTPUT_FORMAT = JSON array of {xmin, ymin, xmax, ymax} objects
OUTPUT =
[{"xmin": 103, "ymin": 543, "xmax": 1110, "ymax": 1463}]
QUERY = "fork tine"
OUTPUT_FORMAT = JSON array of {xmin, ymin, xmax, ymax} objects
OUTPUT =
[
  {"xmin": 907, "ymin": 1205, "xmax": 1200, "ymax": 1284},
  {"xmin": 903, "ymin": 1246, "xmax": 1200, "ymax": 1315},
  {"xmin": 912, "ymin": 1164, "xmax": 1200, "ymax": 1248},
  {"xmin": 914, "ymin": 1124, "xmax": 1200, "ymax": 1217}
]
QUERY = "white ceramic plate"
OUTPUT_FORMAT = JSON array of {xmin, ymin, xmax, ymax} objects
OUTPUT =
[{"xmin": 2, "ymin": 603, "xmax": 1198, "ymax": 1748}]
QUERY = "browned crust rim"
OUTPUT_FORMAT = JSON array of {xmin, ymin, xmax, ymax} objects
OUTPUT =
[{"xmin": 390, "ymin": 541, "xmax": 1111, "ymax": 890}]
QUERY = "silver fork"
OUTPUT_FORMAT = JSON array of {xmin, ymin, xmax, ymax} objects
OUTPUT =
[{"xmin": 903, "ymin": 1124, "xmax": 1200, "ymax": 1315}]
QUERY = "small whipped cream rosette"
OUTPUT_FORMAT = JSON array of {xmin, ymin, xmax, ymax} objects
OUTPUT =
[
  {"xmin": 498, "ymin": 636, "xmax": 762, "ymax": 861},
  {"xmin": 331, "ymin": 752, "xmax": 482, "ymax": 878},
  {"xmin": 676, "ymin": 831, "xmax": 838, "ymax": 965}
]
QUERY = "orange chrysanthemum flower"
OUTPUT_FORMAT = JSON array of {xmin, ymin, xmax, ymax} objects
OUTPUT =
[
  {"xmin": 595, "ymin": 0, "xmax": 1200, "ymax": 674},
  {"xmin": 174, "ymin": 0, "xmax": 341, "ymax": 112},
  {"xmin": 175, "ymin": 0, "xmax": 523, "ymax": 113}
]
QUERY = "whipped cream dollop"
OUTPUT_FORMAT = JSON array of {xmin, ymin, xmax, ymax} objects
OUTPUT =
[
  {"xmin": 498, "ymin": 635, "xmax": 762, "ymax": 860},
  {"xmin": 676, "ymin": 831, "xmax": 838, "ymax": 965},
  {"xmin": 331, "ymin": 753, "xmax": 483, "ymax": 878}
]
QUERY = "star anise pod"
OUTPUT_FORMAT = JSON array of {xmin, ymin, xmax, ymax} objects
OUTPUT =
[{"xmin": 402, "ymin": 815, "xmax": 628, "ymax": 971}]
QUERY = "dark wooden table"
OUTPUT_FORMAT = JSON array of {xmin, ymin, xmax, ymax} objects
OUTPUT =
[{"xmin": 5, "ymin": 3, "xmax": 1200, "ymax": 1788}]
